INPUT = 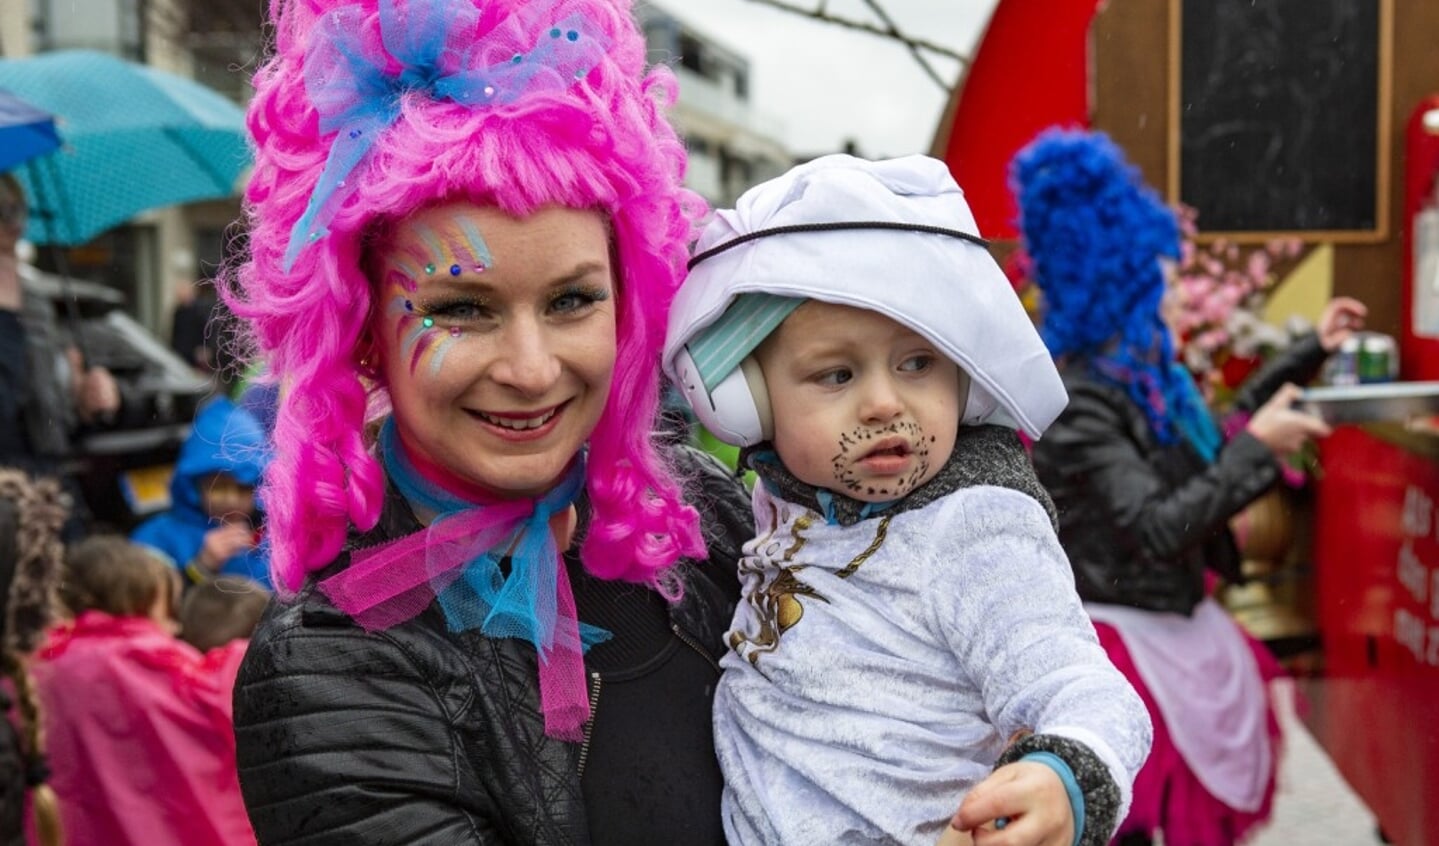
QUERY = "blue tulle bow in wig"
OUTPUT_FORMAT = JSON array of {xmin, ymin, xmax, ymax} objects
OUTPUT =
[{"xmin": 284, "ymin": 0, "xmax": 609, "ymax": 270}]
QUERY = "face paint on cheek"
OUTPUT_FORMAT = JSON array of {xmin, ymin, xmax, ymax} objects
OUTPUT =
[
  {"xmin": 425, "ymin": 326, "xmax": 463, "ymax": 376},
  {"xmin": 389, "ymin": 294, "xmax": 430, "ymax": 368}
]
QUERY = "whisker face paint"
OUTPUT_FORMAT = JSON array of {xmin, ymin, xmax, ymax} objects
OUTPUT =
[{"xmin": 829, "ymin": 421, "xmax": 934, "ymax": 499}]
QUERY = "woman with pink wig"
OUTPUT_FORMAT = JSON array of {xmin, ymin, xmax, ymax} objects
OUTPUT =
[{"xmin": 224, "ymin": 0, "xmax": 752, "ymax": 841}]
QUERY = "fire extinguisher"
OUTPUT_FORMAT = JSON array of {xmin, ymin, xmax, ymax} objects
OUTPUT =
[{"xmin": 1402, "ymin": 95, "xmax": 1439, "ymax": 381}]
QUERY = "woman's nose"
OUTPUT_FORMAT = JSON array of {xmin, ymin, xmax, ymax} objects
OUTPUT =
[{"xmin": 491, "ymin": 320, "xmax": 562, "ymax": 395}]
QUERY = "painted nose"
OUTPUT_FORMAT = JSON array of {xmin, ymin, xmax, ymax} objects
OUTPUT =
[
  {"xmin": 858, "ymin": 376, "xmax": 905, "ymax": 425},
  {"xmin": 491, "ymin": 320, "xmax": 562, "ymax": 396}
]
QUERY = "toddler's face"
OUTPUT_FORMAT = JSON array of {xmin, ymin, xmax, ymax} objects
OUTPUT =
[
  {"xmin": 199, "ymin": 473, "xmax": 256, "ymax": 522},
  {"xmin": 753, "ymin": 301, "xmax": 963, "ymax": 503}
]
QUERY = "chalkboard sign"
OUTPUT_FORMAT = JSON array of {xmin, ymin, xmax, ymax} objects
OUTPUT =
[{"xmin": 1168, "ymin": 0, "xmax": 1392, "ymax": 241}]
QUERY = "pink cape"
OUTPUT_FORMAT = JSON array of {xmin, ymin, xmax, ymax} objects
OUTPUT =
[{"xmin": 31, "ymin": 612, "xmax": 255, "ymax": 846}]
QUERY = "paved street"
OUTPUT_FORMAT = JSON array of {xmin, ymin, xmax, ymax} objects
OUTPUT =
[{"xmin": 1232, "ymin": 680, "xmax": 1384, "ymax": 846}]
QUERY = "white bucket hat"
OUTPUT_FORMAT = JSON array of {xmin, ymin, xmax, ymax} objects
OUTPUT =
[{"xmin": 663, "ymin": 153, "xmax": 1067, "ymax": 445}]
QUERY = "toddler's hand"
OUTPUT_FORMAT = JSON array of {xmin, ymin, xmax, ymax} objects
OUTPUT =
[
  {"xmin": 199, "ymin": 523, "xmax": 257, "ymax": 572},
  {"xmin": 951, "ymin": 760, "xmax": 1073, "ymax": 846}
]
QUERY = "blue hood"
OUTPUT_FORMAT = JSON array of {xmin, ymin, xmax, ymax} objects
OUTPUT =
[{"xmin": 168, "ymin": 396, "xmax": 271, "ymax": 521}]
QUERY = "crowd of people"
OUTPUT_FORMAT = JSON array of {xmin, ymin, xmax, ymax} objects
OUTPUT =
[{"xmin": 0, "ymin": 0, "xmax": 1367, "ymax": 843}]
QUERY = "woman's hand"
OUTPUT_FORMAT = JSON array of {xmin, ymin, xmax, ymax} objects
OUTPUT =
[
  {"xmin": 1317, "ymin": 296, "xmax": 1367, "ymax": 352},
  {"xmin": 950, "ymin": 760, "xmax": 1074, "ymax": 846},
  {"xmin": 1246, "ymin": 383, "xmax": 1331, "ymax": 456}
]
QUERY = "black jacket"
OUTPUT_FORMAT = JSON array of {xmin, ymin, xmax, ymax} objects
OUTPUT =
[
  {"xmin": 1032, "ymin": 335, "xmax": 1328, "ymax": 615},
  {"xmin": 233, "ymin": 446, "xmax": 752, "ymax": 845}
]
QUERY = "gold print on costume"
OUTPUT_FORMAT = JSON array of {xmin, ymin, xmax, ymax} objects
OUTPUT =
[{"xmin": 729, "ymin": 512, "xmax": 892, "ymax": 665}]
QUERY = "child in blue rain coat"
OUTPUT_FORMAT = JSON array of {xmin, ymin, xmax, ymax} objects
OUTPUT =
[{"xmin": 132, "ymin": 396, "xmax": 271, "ymax": 588}]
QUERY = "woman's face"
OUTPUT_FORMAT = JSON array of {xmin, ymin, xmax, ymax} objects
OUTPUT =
[
  {"xmin": 0, "ymin": 179, "xmax": 27, "ymax": 255},
  {"xmin": 372, "ymin": 203, "xmax": 617, "ymax": 499}
]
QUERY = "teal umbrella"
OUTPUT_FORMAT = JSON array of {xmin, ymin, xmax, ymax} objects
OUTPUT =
[{"xmin": 0, "ymin": 50, "xmax": 250, "ymax": 246}]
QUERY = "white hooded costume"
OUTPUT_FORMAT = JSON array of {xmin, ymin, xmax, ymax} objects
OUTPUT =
[{"xmin": 663, "ymin": 155, "xmax": 1152, "ymax": 846}]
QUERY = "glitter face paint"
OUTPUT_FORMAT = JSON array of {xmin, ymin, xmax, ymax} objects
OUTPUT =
[
  {"xmin": 386, "ymin": 294, "xmax": 464, "ymax": 375},
  {"xmin": 382, "ymin": 217, "xmax": 500, "ymax": 375},
  {"xmin": 370, "ymin": 203, "xmax": 617, "ymax": 500}
]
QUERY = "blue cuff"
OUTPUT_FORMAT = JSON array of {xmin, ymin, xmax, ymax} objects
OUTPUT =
[{"xmin": 1020, "ymin": 750, "xmax": 1085, "ymax": 846}]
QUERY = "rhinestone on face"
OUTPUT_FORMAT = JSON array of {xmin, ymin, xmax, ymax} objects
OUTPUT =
[
  {"xmin": 567, "ymin": 30, "xmax": 579, "ymax": 42},
  {"xmin": 422, "ymin": 317, "xmax": 435, "ymax": 329},
  {"xmin": 424, "ymin": 263, "xmax": 436, "ymax": 275},
  {"xmin": 449, "ymin": 327, "xmax": 462, "ymax": 338},
  {"xmin": 404, "ymin": 299, "xmax": 413, "ymax": 311},
  {"xmin": 550, "ymin": 27, "xmax": 561, "ymax": 38},
  {"xmin": 449, "ymin": 264, "xmax": 462, "ymax": 276}
]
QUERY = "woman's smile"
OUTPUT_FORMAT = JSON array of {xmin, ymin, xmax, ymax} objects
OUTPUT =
[{"xmin": 468, "ymin": 403, "xmax": 565, "ymax": 438}]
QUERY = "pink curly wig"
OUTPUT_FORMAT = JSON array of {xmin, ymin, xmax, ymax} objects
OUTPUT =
[{"xmin": 226, "ymin": 0, "xmax": 706, "ymax": 593}]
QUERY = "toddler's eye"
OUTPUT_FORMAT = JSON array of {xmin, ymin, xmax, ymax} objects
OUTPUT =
[
  {"xmin": 899, "ymin": 354, "xmax": 934, "ymax": 373},
  {"xmin": 816, "ymin": 368, "xmax": 853, "ymax": 386}
]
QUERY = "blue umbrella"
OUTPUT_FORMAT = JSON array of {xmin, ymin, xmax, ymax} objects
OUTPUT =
[
  {"xmin": 0, "ymin": 89, "xmax": 61, "ymax": 172},
  {"xmin": 0, "ymin": 50, "xmax": 250, "ymax": 246}
]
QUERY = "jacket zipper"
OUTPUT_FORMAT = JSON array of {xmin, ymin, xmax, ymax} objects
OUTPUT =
[
  {"xmin": 577, "ymin": 671, "xmax": 602, "ymax": 778},
  {"xmin": 671, "ymin": 623, "xmax": 722, "ymax": 674},
  {"xmin": 577, "ymin": 626, "xmax": 720, "ymax": 777}
]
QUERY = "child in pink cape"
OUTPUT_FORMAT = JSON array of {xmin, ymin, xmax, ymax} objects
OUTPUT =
[{"xmin": 32, "ymin": 536, "xmax": 254, "ymax": 846}]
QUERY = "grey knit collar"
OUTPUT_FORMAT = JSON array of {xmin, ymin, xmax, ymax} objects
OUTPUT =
[{"xmin": 742, "ymin": 425, "xmax": 1057, "ymax": 529}]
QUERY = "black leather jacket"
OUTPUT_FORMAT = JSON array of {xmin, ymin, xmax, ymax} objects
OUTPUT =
[
  {"xmin": 1032, "ymin": 335, "xmax": 1328, "ymax": 615},
  {"xmin": 232, "ymin": 446, "xmax": 752, "ymax": 845}
]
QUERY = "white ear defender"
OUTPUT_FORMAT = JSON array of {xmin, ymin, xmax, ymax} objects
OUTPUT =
[{"xmin": 672, "ymin": 347, "xmax": 771, "ymax": 447}]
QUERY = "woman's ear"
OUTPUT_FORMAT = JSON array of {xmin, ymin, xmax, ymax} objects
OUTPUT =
[{"xmin": 355, "ymin": 331, "xmax": 380, "ymax": 379}]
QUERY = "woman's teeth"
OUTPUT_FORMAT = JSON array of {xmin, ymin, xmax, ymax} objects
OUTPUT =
[{"xmin": 478, "ymin": 409, "xmax": 556, "ymax": 430}]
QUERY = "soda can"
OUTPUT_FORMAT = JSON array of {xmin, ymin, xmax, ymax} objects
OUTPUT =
[
  {"xmin": 1326, "ymin": 337, "xmax": 1360, "ymax": 386},
  {"xmin": 1357, "ymin": 332, "xmax": 1398, "ymax": 383}
]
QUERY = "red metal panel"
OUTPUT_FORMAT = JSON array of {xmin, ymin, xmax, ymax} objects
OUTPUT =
[
  {"xmin": 936, "ymin": 0, "xmax": 1102, "ymax": 238},
  {"xmin": 1401, "ymin": 95, "xmax": 1439, "ymax": 382},
  {"xmin": 1314, "ymin": 427, "xmax": 1439, "ymax": 846}
]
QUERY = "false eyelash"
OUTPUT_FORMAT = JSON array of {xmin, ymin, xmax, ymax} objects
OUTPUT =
[
  {"xmin": 550, "ymin": 283, "xmax": 611, "ymax": 305},
  {"xmin": 413, "ymin": 296, "xmax": 491, "ymax": 318}
]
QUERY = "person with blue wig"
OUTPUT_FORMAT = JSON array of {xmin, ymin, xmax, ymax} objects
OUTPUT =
[{"xmin": 1014, "ymin": 128, "xmax": 1365, "ymax": 846}]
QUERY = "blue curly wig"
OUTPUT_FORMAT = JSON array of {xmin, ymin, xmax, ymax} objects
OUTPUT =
[{"xmin": 1012, "ymin": 128, "xmax": 1216, "ymax": 455}]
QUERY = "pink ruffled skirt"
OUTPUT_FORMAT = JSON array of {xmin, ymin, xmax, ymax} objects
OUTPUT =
[{"xmin": 1096, "ymin": 621, "xmax": 1285, "ymax": 846}]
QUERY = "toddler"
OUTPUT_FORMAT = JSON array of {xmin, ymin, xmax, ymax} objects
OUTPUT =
[
  {"xmin": 132, "ymin": 396, "xmax": 270, "ymax": 588},
  {"xmin": 664, "ymin": 154, "xmax": 1152, "ymax": 846}
]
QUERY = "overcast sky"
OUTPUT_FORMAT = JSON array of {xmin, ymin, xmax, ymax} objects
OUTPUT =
[{"xmin": 644, "ymin": 0, "xmax": 1000, "ymax": 158}]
